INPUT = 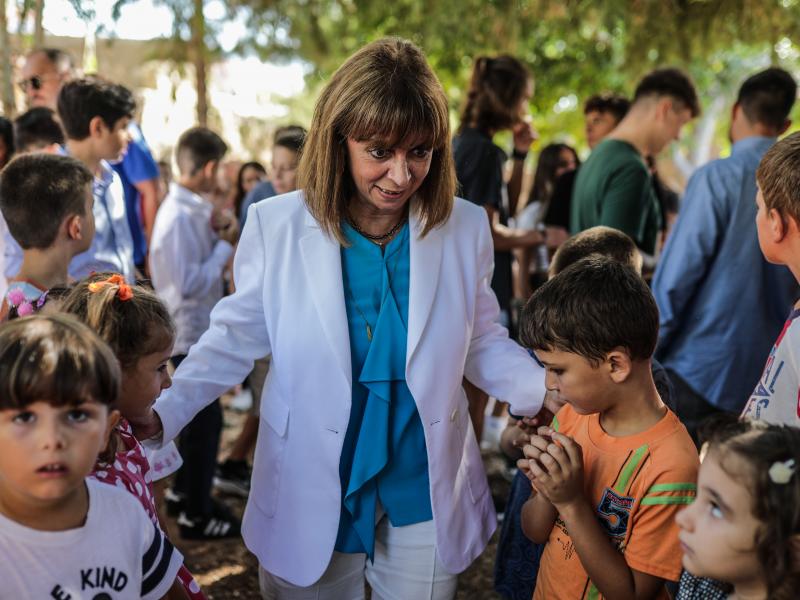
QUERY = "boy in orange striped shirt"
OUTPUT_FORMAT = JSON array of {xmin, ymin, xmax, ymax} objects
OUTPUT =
[{"xmin": 518, "ymin": 256, "xmax": 699, "ymax": 600}]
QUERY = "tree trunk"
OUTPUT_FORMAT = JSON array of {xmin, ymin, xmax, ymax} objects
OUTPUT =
[
  {"xmin": 34, "ymin": 0, "xmax": 45, "ymax": 48},
  {"xmin": 0, "ymin": 0, "xmax": 17, "ymax": 117},
  {"xmin": 191, "ymin": 0, "xmax": 208, "ymax": 127}
]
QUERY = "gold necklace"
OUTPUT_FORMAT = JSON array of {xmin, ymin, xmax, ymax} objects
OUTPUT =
[{"xmin": 344, "ymin": 227, "xmax": 406, "ymax": 342}]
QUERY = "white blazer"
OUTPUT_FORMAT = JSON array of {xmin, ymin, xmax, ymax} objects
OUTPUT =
[{"xmin": 154, "ymin": 191, "xmax": 545, "ymax": 586}]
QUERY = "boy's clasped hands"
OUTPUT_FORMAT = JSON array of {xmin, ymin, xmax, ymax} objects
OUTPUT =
[{"xmin": 517, "ymin": 427, "xmax": 586, "ymax": 508}]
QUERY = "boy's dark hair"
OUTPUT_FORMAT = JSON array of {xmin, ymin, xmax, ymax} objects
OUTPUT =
[
  {"xmin": 0, "ymin": 314, "xmax": 120, "ymax": 410},
  {"xmin": 13, "ymin": 107, "xmax": 65, "ymax": 152},
  {"xmin": 0, "ymin": 117, "xmax": 14, "ymax": 161},
  {"xmin": 550, "ymin": 226, "xmax": 641, "ymax": 277},
  {"xmin": 756, "ymin": 131, "xmax": 800, "ymax": 225},
  {"xmin": 520, "ymin": 255, "xmax": 659, "ymax": 364},
  {"xmin": 61, "ymin": 272, "xmax": 176, "ymax": 369},
  {"xmin": 176, "ymin": 126, "xmax": 228, "ymax": 176},
  {"xmin": 583, "ymin": 93, "xmax": 631, "ymax": 123},
  {"xmin": 274, "ymin": 125, "xmax": 306, "ymax": 154},
  {"xmin": 736, "ymin": 67, "xmax": 797, "ymax": 131},
  {"xmin": 700, "ymin": 416, "xmax": 800, "ymax": 600},
  {"xmin": 57, "ymin": 77, "xmax": 135, "ymax": 141},
  {"xmin": 634, "ymin": 68, "xmax": 700, "ymax": 118},
  {"xmin": 0, "ymin": 153, "xmax": 93, "ymax": 249}
]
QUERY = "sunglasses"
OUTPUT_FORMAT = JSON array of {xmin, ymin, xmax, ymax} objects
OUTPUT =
[{"xmin": 17, "ymin": 74, "xmax": 60, "ymax": 92}]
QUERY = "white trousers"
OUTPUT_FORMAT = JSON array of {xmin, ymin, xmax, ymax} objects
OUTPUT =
[{"xmin": 258, "ymin": 518, "xmax": 458, "ymax": 600}]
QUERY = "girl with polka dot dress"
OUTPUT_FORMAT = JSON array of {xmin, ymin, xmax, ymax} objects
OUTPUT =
[
  {"xmin": 676, "ymin": 418, "xmax": 800, "ymax": 600},
  {"xmin": 61, "ymin": 272, "xmax": 206, "ymax": 599}
]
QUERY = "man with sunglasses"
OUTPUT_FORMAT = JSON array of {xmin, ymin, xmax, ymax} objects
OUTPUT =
[{"xmin": 19, "ymin": 48, "xmax": 75, "ymax": 109}]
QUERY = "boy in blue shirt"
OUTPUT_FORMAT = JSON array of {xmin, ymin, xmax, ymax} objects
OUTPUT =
[{"xmin": 57, "ymin": 77, "xmax": 137, "ymax": 282}]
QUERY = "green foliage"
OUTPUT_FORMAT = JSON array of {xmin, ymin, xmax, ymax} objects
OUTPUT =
[
  {"xmin": 231, "ymin": 0, "xmax": 800, "ymax": 150},
  {"xmin": 86, "ymin": 0, "xmax": 800, "ymax": 154}
]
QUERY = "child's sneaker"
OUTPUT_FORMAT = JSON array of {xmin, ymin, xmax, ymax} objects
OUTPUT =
[
  {"xmin": 177, "ymin": 502, "xmax": 241, "ymax": 540},
  {"xmin": 214, "ymin": 459, "xmax": 251, "ymax": 498},
  {"xmin": 165, "ymin": 487, "xmax": 186, "ymax": 517}
]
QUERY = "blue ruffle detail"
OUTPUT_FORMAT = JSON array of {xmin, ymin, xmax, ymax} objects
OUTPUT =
[{"xmin": 343, "ymin": 273, "xmax": 408, "ymax": 558}]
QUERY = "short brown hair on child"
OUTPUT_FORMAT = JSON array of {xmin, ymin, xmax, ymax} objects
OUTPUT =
[
  {"xmin": 57, "ymin": 77, "xmax": 135, "ymax": 141},
  {"xmin": 176, "ymin": 126, "xmax": 228, "ymax": 177},
  {"xmin": 0, "ymin": 153, "xmax": 92, "ymax": 249},
  {"xmin": 520, "ymin": 255, "xmax": 659, "ymax": 365},
  {"xmin": 60, "ymin": 273, "xmax": 176, "ymax": 369},
  {"xmin": 550, "ymin": 226, "xmax": 642, "ymax": 277},
  {"xmin": 756, "ymin": 131, "xmax": 800, "ymax": 225},
  {"xmin": 0, "ymin": 313, "xmax": 120, "ymax": 410}
]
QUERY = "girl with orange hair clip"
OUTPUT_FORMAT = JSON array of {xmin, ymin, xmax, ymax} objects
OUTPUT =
[{"xmin": 61, "ymin": 272, "xmax": 206, "ymax": 599}]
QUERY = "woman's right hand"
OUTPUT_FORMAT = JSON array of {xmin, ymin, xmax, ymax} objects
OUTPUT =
[
  {"xmin": 512, "ymin": 117, "xmax": 538, "ymax": 153},
  {"xmin": 128, "ymin": 408, "xmax": 164, "ymax": 441}
]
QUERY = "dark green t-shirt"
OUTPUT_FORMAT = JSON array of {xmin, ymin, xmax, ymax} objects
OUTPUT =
[{"xmin": 570, "ymin": 139, "xmax": 661, "ymax": 254}]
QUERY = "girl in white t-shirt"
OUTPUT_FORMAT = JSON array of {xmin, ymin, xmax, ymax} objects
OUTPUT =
[
  {"xmin": 0, "ymin": 314, "xmax": 184, "ymax": 599},
  {"xmin": 61, "ymin": 272, "xmax": 206, "ymax": 598}
]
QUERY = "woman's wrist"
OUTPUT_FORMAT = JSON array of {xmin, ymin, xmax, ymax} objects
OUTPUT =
[{"xmin": 511, "ymin": 148, "xmax": 528, "ymax": 161}]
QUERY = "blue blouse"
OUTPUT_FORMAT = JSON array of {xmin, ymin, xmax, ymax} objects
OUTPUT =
[{"xmin": 335, "ymin": 222, "xmax": 433, "ymax": 558}]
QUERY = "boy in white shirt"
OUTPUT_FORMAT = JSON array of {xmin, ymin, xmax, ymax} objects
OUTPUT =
[
  {"xmin": 149, "ymin": 126, "xmax": 240, "ymax": 539},
  {"xmin": 0, "ymin": 314, "xmax": 183, "ymax": 599},
  {"xmin": 742, "ymin": 132, "xmax": 800, "ymax": 424}
]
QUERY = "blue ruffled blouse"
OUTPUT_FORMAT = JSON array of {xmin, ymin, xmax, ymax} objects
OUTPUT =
[{"xmin": 335, "ymin": 222, "xmax": 433, "ymax": 558}]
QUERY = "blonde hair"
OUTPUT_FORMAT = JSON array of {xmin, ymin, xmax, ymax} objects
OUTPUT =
[
  {"xmin": 298, "ymin": 37, "xmax": 455, "ymax": 245},
  {"xmin": 757, "ymin": 131, "xmax": 800, "ymax": 225},
  {"xmin": 60, "ymin": 273, "xmax": 175, "ymax": 369}
]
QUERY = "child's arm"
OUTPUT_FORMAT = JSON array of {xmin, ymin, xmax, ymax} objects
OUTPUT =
[
  {"xmin": 532, "ymin": 430, "xmax": 666, "ymax": 600},
  {"xmin": 517, "ymin": 430, "xmax": 559, "ymax": 542},
  {"xmin": 520, "ymin": 492, "xmax": 558, "ymax": 544}
]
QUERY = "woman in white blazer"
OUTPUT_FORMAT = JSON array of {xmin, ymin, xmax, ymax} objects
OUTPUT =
[{"xmin": 134, "ymin": 38, "xmax": 551, "ymax": 599}]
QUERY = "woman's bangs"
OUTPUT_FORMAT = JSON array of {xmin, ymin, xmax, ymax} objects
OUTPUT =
[{"xmin": 344, "ymin": 85, "xmax": 447, "ymax": 150}]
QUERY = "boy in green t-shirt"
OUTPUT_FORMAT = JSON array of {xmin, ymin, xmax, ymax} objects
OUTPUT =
[{"xmin": 571, "ymin": 68, "xmax": 699, "ymax": 261}]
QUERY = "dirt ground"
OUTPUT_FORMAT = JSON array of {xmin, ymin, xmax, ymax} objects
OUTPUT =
[{"xmin": 164, "ymin": 396, "xmax": 511, "ymax": 600}]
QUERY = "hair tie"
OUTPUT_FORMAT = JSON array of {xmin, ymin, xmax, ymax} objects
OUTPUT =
[
  {"xmin": 88, "ymin": 273, "xmax": 133, "ymax": 301},
  {"xmin": 768, "ymin": 458, "xmax": 796, "ymax": 485}
]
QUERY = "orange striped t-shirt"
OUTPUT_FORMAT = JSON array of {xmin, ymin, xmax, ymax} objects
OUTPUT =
[{"xmin": 533, "ymin": 404, "xmax": 699, "ymax": 600}]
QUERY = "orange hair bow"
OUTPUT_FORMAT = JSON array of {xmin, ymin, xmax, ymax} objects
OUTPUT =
[{"xmin": 87, "ymin": 273, "xmax": 133, "ymax": 301}]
